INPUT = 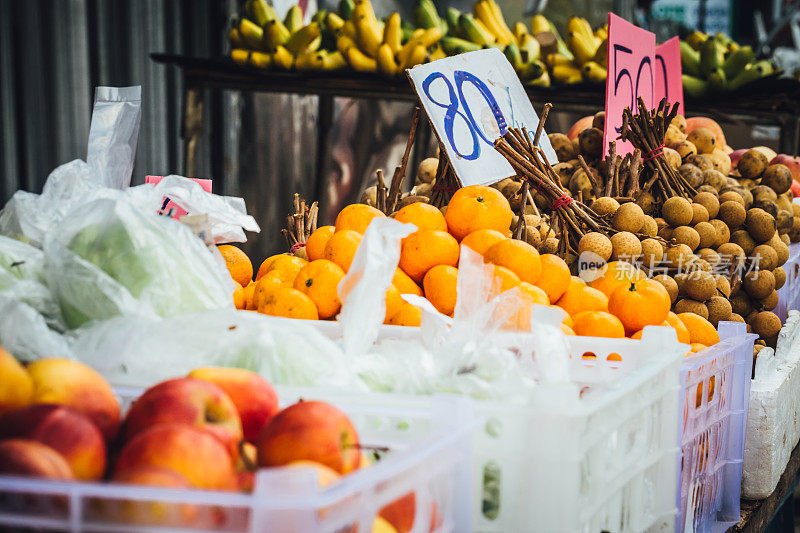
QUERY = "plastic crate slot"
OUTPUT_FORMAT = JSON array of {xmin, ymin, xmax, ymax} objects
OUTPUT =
[{"xmin": 481, "ymin": 462, "xmax": 501, "ymax": 521}]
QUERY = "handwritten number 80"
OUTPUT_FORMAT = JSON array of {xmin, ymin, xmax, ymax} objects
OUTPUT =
[{"xmin": 422, "ymin": 70, "xmax": 507, "ymax": 160}]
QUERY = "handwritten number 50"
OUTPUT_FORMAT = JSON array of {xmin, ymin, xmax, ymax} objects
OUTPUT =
[
  {"xmin": 422, "ymin": 70, "xmax": 507, "ymax": 161},
  {"xmin": 613, "ymin": 44, "xmax": 654, "ymax": 132}
]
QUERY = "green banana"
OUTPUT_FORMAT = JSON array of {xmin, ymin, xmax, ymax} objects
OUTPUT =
[
  {"xmin": 441, "ymin": 36, "xmax": 481, "ymax": 54},
  {"xmin": 413, "ymin": 0, "xmax": 441, "ymax": 30},
  {"xmin": 459, "ymin": 13, "xmax": 494, "ymax": 46},
  {"xmin": 517, "ymin": 60, "xmax": 544, "ymax": 81},
  {"xmin": 284, "ymin": 5, "xmax": 304, "ymax": 34},
  {"xmin": 699, "ymin": 39, "xmax": 726, "ymax": 77},
  {"xmin": 401, "ymin": 20, "xmax": 416, "ymax": 43},
  {"xmin": 713, "ymin": 32, "xmax": 731, "ymax": 46},
  {"xmin": 246, "ymin": 0, "xmax": 276, "ymax": 27},
  {"xmin": 728, "ymin": 60, "xmax": 773, "ymax": 91},
  {"xmin": 679, "ymin": 40, "xmax": 701, "ymax": 77},
  {"xmin": 518, "ymin": 33, "xmax": 541, "ymax": 62},
  {"xmin": 446, "ymin": 8, "xmax": 463, "ymax": 37},
  {"xmin": 285, "ymin": 22, "xmax": 321, "ymax": 55},
  {"xmin": 263, "ymin": 19, "xmax": 291, "ymax": 51},
  {"xmin": 722, "ymin": 45, "xmax": 755, "ymax": 79},
  {"xmin": 503, "ymin": 43, "xmax": 523, "ymax": 69},
  {"xmin": 708, "ymin": 68, "xmax": 727, "ymax": 93},
  {"xmin": 312, "ymin": 9, "xmax": 328, "ymax": 25},
  {"xmin": 682, "ymin": 74, "xmax": 709, "ymax": 98},
  {"xmin": 338, "ymin": 0, "xmax": 355, "ymax": 20}
]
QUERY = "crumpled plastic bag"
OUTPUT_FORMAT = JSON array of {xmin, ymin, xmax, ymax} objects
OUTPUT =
[
  {"xmin": 70, "ymin": 310, "xmax": 361, "ymax": 390},
  {"xmin": 87, "ymin": 86, "xmax": 142, "ymax": 190},
  {"xmin": 0, "ymin": 297, "xmax": 73, "ymax": 362},
  {"xmin": 44, "ymin": 193, "xmax": 235, "ymax": 329}
]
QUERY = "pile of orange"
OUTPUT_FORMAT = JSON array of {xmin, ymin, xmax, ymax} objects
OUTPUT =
[{"xmin": 216, "ymin": 185, "xmax": 721, "ymax": 352}]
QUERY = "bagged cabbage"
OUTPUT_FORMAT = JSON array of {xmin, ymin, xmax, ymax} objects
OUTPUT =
[{"xmin": 44, "ymin": 194, "xmax": 235, "ymax": 329}]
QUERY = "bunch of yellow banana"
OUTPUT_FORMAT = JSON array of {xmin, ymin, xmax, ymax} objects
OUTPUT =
[
  {"xmin": 228, "ymin": 0, "xmax": 346, "ymax": 71},
  {"xmin": 540, "ymin": 16, "xmax": 607, "ymax": 85}
]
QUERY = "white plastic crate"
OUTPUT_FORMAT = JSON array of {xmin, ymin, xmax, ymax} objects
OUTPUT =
[
  {"xmin": 0, "ymin": 386, "xmax": 475, "ymax": 533},
  {"xmin": 775, "ymin": 242, "xmax": 800, "ymax": 323},
  {"xmin": 742, "ymin": 310, "xmax": 800, "ymax": 499},
  {"xmin": 676, "ymin": 322, "xmax": 757, "ymax": 533},
  {"xmin": 306, "ymin": 320, "xmax": 684, "ymax": 532}
]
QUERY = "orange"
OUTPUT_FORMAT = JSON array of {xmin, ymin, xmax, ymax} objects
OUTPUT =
[
  {"xmin": 384, "ymin": 284, "xmax": 404, "ymax": 322},
  {"xmin": 257, "ymin": 287, "xmax": 319, "ymax": 320},
  {"xmin": 399, "ymin": 230, "xmax": 459, "ymax": 283},
  {"xmin": 293, "ymin": 260, "xmax": 345, "ymax": 319},
  {"xmin": 484, "ymin": 239, "xmax": 541, "ymax": 284},
  {"xmin": 334, "ymin": 204, "xmax": 385, "ymax": 234},
  {"xmin": 569, "ymin": 275, "xmax": 587, "ymax": 288},
  {"xmin": 423, "ymin": 265, "xmax": 458, "ymax": 316},
  {"xmin": 324, "ymin": 230, "xmax": 363, "ymax": 272},
  {"xmin": 536, "ymin": 254, "xmax": 571, "ymax": 302},
  {"xmin": 266, "ymin": 255, "xmax": 307, "ymax": 283},
  {"xmin": 217, "ymin": 245, "xmax": 253, "ymax": 287},
  {"xmin": 256, "ymin": 254, "xmax": 288, "ymax": 281},
  {"xmin": 244, "ymin": 281, "xmax": 257, "ymax": 310},
  {"xmin": 555, "ymin": 286, "xmax": 608, "ymax": 316},
  {"xmin": 393, "ymin": 202, "xmax": 447, "ymax": 232},
  {"xmin": 492, "ymin": 265, "xmax": 521, "ymax": 292},
  {"xmin": 386, "ymin": 302, "xmax": 422, "ymax": 327},
  {"xmin": 677, "ymin": 313, "xmax": 720, "ymax": 346},
  {"xmin": 665, "ymin": 311, "xmax": 691, "ymax": 344},
  {"xmin": 630, "ymin": 329, "xmax": 644, "ymax": 340},
  {"xmin": 690, "ymin": 343, "xmax": 708, "ymax": 353},
  {"xmin": 460, "ymin": 229, "xmax": 507, "ymax": 256},
  {"xmin": 561, "ymin": 324, "xmax": 575, "ymax": 335},
  {"xmin": 306, "ymin": 226, "xmax": 335, "ymax": 261},
  {"xmin": 252, "ymin": 274, "xmax": 284, "ymax": 311},
  {"xmin": 553, "ymin": 308, "xmax": 573, "ymax": 327},
  {"xmin": 233, "ymin": 282, "xmax": 246, "ymax": 310},
  {"xmin": 571, "ymin": 311, "xmax": 625, "ymax": 338},
  {"xmin": 445, "ymin": 185, "xmax": 512, "ymax": 240},
  {"xmin": 590, "ymin": 261, "xmax": 646, "ymax": 297},
  {"xmin": 393, "ymin": 268, "xmax": 422, "ymax": 296},
  {"xmin": 519, "ymin": 282, "xmax": 549, "ymax": 305},
  {"xmin": 608, "ymin": 279, "xmax": 671, "ymax": 334}
]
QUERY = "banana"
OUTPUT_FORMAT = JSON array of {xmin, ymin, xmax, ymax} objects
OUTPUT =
[
  {"xmin": 582, "ymin": 60, "xmax": 607, "ymax": 83},
  {"xmin": 728, "ymin": 60, "xmax": 773, "ymax": 91},
  {"xmin": 474, "ymin": 0, "xmax": 511, "ymax": 46},
  {"xmin": 567, "ymin": 17, "xmax": 594, "ymax": 43},
  {"xmin": 686, "ymin": 30, "xmax": 708, "ymax": 51},
  {"xmin": 518, "ymin": 32, "xmax": 541, "ymax": 62},
  {"xmin": 727, "ymin": 41, "xmax": 740, "ymax": 53},
  {"xmin": 458, "ymin": 14, "xmax": 495, "ymax": 46},
  {"xmin": 284, "ymin": 5, "xmax": 304, "ymax": 34},
  {"xmin": 513, "ymin": 22, "xmax": 529, "ymax": 43},
  {"xmin": 401, "ymin": 44, "xmax": 427, "ymax": 69},
  {"xmin": 383, "ymin": 12, "xmax": 402, "ymax": 55},
  {"xmin": 699, "ymin": 38, "xmax": 725, "ymax": 77},
  {"xmin": 446, "ymin": 8, "xmax": 464, "ymax": 37},
  {"xmin": 326, "ymin": 12, "xmax": 345, "ymax": 33},
  {"xmin": 504, "ymin": 43, "xmax": 523, "ymax": 69},
  {"xmin": 377, "ymin": 43, "xmax": 399, "ymax": 75},
  {"xmin": 272, "ymin": 45, "xmax": 294, "ymax": 70},
  {"xmin": 246, "ymin": 0, "xmax": 276, "ymax": 27},
  {"xmin": 285, "ymin": 22, "xmax": 321, "ymax": 55},
  {"xmin": 249, "ymin": 51, "xmax": 272, "ymax": 69},
  {"xmin": 296, "ymin": 51, "xmax": 326, "ymax": 71},
  {"xmin": 413, "ymin": 0, "xmax": 441, "ymax": 30},
  {"xmin": 531, "ymin": 15, "xmax": 550, "ymax": 35},
  {"xmin": 239, "ymin": 19, "xmax": 265, "ymax": 50},
  {"xmin": 401, "ymin": 21, "xmax": 416, "ymax": 43},
  {"xmin": 517, "ymin": 60, "xmax": 544, "ymax": 80},
  {"xmin": 594, "ymin": 25, "xmax": 608, "ymax": 41},
  {"xmin": 346, "ymin": 46, "xmax": 377, "ymax": 71},
  {"xmin": 441, "ymin": 36, "xmax": 481, "ymax": 55},
  {"xmin": 713, "ymin": 32, "xmax": 731, "ymax": 46},
  {"xmin": 708, "ymin": 68, "xmax": 727, "ymax": 92},
  {"xmin": 682, "ymin": 74, "xmax": 708, "ymax": 98},
  {"xmin": 263, "ymin": 19, "xmax": 290, "ymax": 51},
  {"xmin": 679, "ymin": 40, "xmax": 701, "ymax": 77},
  {"xmin": 341, "ymin": 20, "xmax": 357, "ymax": 39},
  {"xmin": 592, "ymin": 38, "xmax": 607, "ymax": 68},
  {"xmin": 722, "ymin": 45, "xmax": 754, "ymax": 79},
  {"xmin": 228, "ymin": 28, "xmax": 245, "ymax": 48},
  {"xmin": 397, "ymin": 27, "xmax": 441, "ymax": 65},
  {"xmin": 312, "ymin": 10, "xmax": 327, "ymax": 25},
  {"xmin": 527, "ymin": 70, "xmax": 550, "ymax": 87},
  {"xmin": 430, "ymin": 45, "xmax": 446, "ymax": 61},
  {"xmin": 337, "ymin": 34, "xmax": 356, "ymax": 54},
  {"xmin": 567, "ymin": 31, "xmax": 598, "ymax": 65},
  {"xmin": 354, "ymin": 1, "xmax": 382, "ymax": 57},
  {"xmin": 230, "ymin": 49, "xmax": 249, "ymax": 65},
  {"xmin": 546, "ymin": 53, "xmax": 574, "ymax": 67},
  {"xmin": 487, "ymin": 0, "xmax": 516, "ymax": 43},
  {"xmin": 338, "ymin": 0, "xmax": 355, "ymax": 20},
  {"xmin": 322, "ymin": 50, "xmax": 347, "ymax": 70},
  {"xmin": 551, "ymin": 63, "xmax": 583, "ymax": 84}
]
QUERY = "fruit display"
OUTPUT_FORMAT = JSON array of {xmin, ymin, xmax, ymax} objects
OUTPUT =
[
  {"xmin": 681, "ymin": 31, "xmax": 775, "ymax": 97},
  {"xmin": 0, "ymin": 345, "xmax": 427, "ymax": 533}
]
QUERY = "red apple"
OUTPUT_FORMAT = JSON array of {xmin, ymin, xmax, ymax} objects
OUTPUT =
[
  {"xmin": 729, "ymin": 149, "xmax": 747, "ymax": 170},
  {"xmin": 771, "ymin": 154, "xmax": 800, "ymax": 182},
  {"xmin": 123, "ymin": 377, "xmax": 242, "ymax": 456},
  {"xmin": 187, "ymin": 367, "xmax": 279, "ymax": 443},
  {"xmin": 26, "ymin": 358, "xmax": 121, "ymax": 441},
  {"xmin": 257, "ymin": 400, "xmax": 360, "ymax": 474},
  {"xmin": 110, "ymin": 465, "xmax": 198, "ymax": 525},
  {"xmin": 380, "ymin": 492, "xmax": 416, "ymax": 533},
  {"xmin": 567, "ymin": 116, "xmax": 593, "ymax": 140},
  {"xmin": 791, "ymin": 180, "xmax": 800, "ymax": 198},
  {"xmin": 0, "ymin": 439, "xmax": 74, "ymax": 479},
  {"xmin": 115, "ymin": 424, "xmax": 238, "ymax": 490},
  {"xmin": 0, "ymin": 404, "xmax": 106, "ymax": 480}
]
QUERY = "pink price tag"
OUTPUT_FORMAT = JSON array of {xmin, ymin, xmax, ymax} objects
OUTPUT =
[
  {"xmin": 603, "ymin": 13, "xmax": 656, "ymax": 156},
  {"xmin": 655, "ymin": 37, "xmax": 684, "ymax": 116},
  {"xmin": 145, "ymin": 176, "xmax": 213, "ymax": 219}
]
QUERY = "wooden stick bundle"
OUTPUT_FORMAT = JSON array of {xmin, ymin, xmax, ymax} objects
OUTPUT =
[{"xmin": 282, "ymin": 193, "xmax": 318, "ymax": 251}]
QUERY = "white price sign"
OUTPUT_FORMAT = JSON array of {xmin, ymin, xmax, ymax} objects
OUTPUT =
[{"xmin": 407, "ymin": 48, "xmax": 556, "ymax": 187}]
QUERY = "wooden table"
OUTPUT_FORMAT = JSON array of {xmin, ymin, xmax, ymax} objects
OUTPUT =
[{"xmin": 732, "ymin": 440, "xmax": 800, "ymax": 532}]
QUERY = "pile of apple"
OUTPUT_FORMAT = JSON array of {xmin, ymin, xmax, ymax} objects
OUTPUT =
[{"xmin": 0, "ymin": 346, "xmax": 426, "ymax": 533}]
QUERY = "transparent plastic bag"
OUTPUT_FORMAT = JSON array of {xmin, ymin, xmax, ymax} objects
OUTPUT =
[
  {"xmin": 86, "ymin": 86, "xmax": 142, "ymax": 190},
  {"xmin": 0, "ymin": 297, "xmax": 73, "ymax": 362},
  {"xmin": 44, "ymin": 194, "xmax": 235, "ymax": 329}
]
